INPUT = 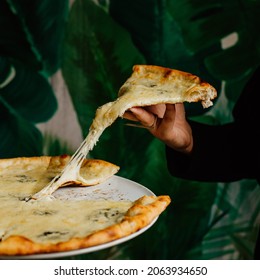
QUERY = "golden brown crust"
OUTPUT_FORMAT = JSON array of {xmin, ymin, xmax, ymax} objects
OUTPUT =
[
  {"xmin": 0, "ymin": 195, "xmax": 170, "ymax": 256},
  {"xmin": 48, "ymin": 157, "xmax": 120, "ymax": 187},
  {"xmin": 0, "ymin": 155, "xmax": 51, "ymax": 169},
  {"xmin": 118, "ymin": 65, "xmax": 217, "ymax": 108},
  {"xmin": 0, "ymin": 156, "xmax": 170, "ymax": 256},
  {"xmin": 0, "ymin": 155, "xmax": 119, "ymax": 188}
]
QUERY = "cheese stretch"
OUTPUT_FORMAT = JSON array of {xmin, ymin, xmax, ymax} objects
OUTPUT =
[
  {"xmin": 33, "ymin": 65, "xmax": 216, "ymax": 199},
  {"xmin": 0, "ymin": 160, "xmax": 132, "ymax": 245}
]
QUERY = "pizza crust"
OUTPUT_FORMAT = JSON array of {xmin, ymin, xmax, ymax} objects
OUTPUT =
[
  {"xmin": 0, "ymin": 195, "xmax": 170, "ymax": 256},
  {"xmin": 48, "ymin": 157, "xmax": 120, "ymax": 187},
  {"xmin": 118, "ymin": 65, "xmax": 217, "ymax": 109},
  {"xmin": 30, "ymin": 65, "xmax": 217, "ymax": 200},
  {"xmin": 3, "ymin": 65, "xmax": 211, "ymax": 255},
  {"xmin": 89, "ymin": 64, "xmax": 217, "ymax": 135},
  {"xmin": 0, "ymin": 156, "xmax": 170, "ymax": 256},
  {"xmin": 0, "ymin": 155, "xmax": 119, "ymax": 197}
]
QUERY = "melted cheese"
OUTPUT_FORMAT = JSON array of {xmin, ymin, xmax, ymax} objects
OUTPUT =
[
  {"xmin": 0, "ymin": 157, "xmax": 133, "ymax": 247},
  {"xmin": 0, "ymin": 195, "xmax": 132, "ymax": 244},
  {"xmin": 0, "ymin": 161, "xmax": 132, "ymax": 244},
  {"xmin": 33, "ymin": 65, "xmax": 216, "ymax": 199}
]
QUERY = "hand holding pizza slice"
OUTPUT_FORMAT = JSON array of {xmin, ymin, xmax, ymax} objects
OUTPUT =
[
  {"xmin": 0, "ymin": 65, "xmax": 216, "ymax": 256},
  {"xmin": 122, "ymin": 65, "xmax": 217, "ymax": 154},
  {"xmin": 31, "ymin": 65, "xmax": 217, "ymax": 200}
]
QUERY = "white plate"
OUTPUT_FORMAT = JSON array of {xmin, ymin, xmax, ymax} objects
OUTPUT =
[{"xmin": 2, "ymin": 175, "xmax": 157, "ymax": 259}]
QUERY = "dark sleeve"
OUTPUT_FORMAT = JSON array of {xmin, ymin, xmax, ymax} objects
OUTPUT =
[
  {"xmin": 166, "ymin": 121, "xmax": 259, "ymax": 182},
  {"xmin": 166, "ymin": 66, "xmax": 260, "ymax": 183}
]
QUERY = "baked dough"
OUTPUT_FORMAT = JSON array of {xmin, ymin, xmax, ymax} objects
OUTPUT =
[
  {"xmin": 0, "ymin": 156, "xmax": 170, "ymax": 256},
  {"xmin": 33, "ymin": 65, "xmax": 217, "ymax": 200}
]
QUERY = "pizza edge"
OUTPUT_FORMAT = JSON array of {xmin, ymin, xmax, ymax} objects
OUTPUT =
[
  {"xmin": 0, "ymin": 155, "xmax": 52, "ymax": 169},
  {"xmin": 0, "ymin": 155, "xmax": 120, "ymax": 187},
  {"xmin": 119, "ymin": 64, "xmax": 217, "ymax": 108},
  {"xmin": 0, "ymin": 195, "xmax": 171, "ymax": 256}
]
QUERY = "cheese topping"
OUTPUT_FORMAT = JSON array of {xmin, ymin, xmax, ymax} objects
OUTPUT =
[
  {"xmin": 0, "ymin": 195, "xmax": 132, "ymax": 244},
  {"xmin": 33, "ymin": 65, "xmax": 216, "ymax": 199},
  {"xmin": 0, "ymin": 159, "xmax": 132, "ymax": 245}
]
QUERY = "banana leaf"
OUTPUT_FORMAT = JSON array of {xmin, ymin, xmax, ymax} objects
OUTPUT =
[{"xmin": 61, "ymin": 0, "xmax": 145, "ymax": 118}]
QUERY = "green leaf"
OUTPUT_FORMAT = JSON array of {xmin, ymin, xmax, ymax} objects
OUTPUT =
[
  {"xmin": 62, "ymin": 0, "xmax": 221, "ymax": 260},
  {"xmin": 0, "ymin": 0, "xmax": 40, "ymax": 71},
  {"xmin": 109, "ymin": 0, "xmax": 221, "ymax": 116},
  {"xmin": 0, "ymin": 102, "xmax": 43, "ymax": 158},
  {"xmin": 6, "ymin": 0, "xmax": 69, "ymax": 75},
  {"xmin": 0, "ymin": 58, "xmax": 57, "ymax": 123},
  {"xmin": 42, "ymin": 133, "xmax": 74, "ymax": 156},
  {"xmin": 167, "ymin": 0, "xmax": 260, "ymax": 80},
  {"xmin": 198, "ymin": 180, "xmax": 260, "ymax": 259},
  {"xmin": 62, "ymin": 0, "xmax": 145, "ymax": 138},
  {"xmin": 61, "ymin": 0, "xmax": 259, "ymax": 260},
  {"xmin": 0, "ymin": 0, "xmax": 68, "ymax": 157}
]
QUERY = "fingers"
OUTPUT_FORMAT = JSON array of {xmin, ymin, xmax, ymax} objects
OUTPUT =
[
  {"xmin": 129, "ymin": 107, "xmax": 157, "ymax": 128},
  {"xmin": 175, "ymin": 103, "xmax": 186, "ymax": 119},
  {"xmin": 123, "ymin": 111, "xmax": 140, "ymax": 122},
  {"xmin": 162, "ymin": 103, "xmax": 185, "ymax": 124},
  {"xmin": 123, "ymin": 103, "xmax": 186, "ymax": 132},
  {"xmin": 144, "ymin": 104, "xmax": 166, "ymax": 118},
  {"xmin": 163, "ymin": 104, "xmax": 177, "ymax": 122}
]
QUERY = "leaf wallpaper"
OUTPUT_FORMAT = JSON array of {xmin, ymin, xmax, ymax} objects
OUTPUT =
[
  {"xmin": 1, "ymin": 0, "xmax": 259, "ymax": 259},
  {"xmin": 0, "ymin": 0, "xmax": 68, "ymax": 157}
]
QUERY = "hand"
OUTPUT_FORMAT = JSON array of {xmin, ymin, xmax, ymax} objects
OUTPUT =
[{"xmin": 124, "ymin": 103, "xmax": 193, "ymax": 154}]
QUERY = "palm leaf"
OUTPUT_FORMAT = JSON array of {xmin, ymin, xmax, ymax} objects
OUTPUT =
[{"xmin": 196, "ymin": 180, "xmax": 260, "ymax": 259}]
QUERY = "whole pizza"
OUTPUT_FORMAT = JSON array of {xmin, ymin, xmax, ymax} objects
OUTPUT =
[{"xmin": 0, "ymin": 155, "xmax": 170, "ymax": 256}]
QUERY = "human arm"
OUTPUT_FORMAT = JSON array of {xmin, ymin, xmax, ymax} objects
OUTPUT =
[
  {"xmin": 166, "ymin": 66, "xmax": 260, "ymax": 182},
  {"xmin": 123, "ymin": 66, "xmax": 260, "ymax": 182},
  {"xmin": 124, "ymin": 103, "xmax": 259, "ymax": 182},
  {"xmin": 166, "ymin": 120, "xmax": 260, "ymax": 182}
]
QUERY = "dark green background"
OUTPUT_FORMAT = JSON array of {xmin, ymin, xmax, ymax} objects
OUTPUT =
[{"xmin": 1, "ymin": 0, "xmax": 259, "ymax": 259}]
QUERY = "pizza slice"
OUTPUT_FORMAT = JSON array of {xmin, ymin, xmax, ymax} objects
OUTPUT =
[
  {"xmin": 91, "ymin": 64, "xmax": 217, "ymax": 130},
  {"xmin": 32, "ymin": 65, "xmax": 217, "ymax": 200},
  {"xmin": 0, "ymin": 155, "xmax": 119, "ymax": 198},
  {"xmin": 118, "ymin": 64, "xmax": 217, "ymax": 108}
]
